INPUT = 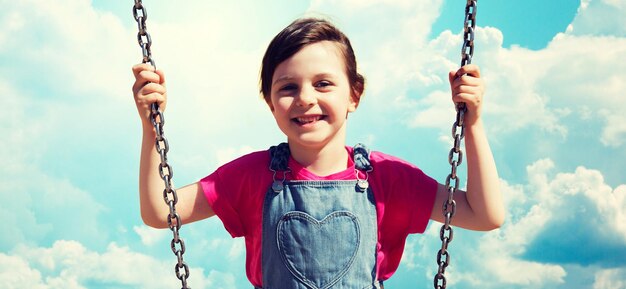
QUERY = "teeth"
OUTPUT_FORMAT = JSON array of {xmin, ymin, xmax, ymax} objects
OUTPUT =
[{"xmin": 296, "ymin": 116, "xmax": 321, "ymax": 123}]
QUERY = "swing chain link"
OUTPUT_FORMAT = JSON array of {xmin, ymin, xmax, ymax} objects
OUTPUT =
[
  {"xmin": 133, "ymin": 0, "xmax": 155, "ymax": 67},
  {"xmin": 461, "ymin": 0, "xmax": 477, "ymax": 67},
  {"xmin": 133, "ymin": 1, "xmax": 191, "ymax": 288},
  {"xmin": 434, "ymin": 1, "xmax": 476, "ymax": 289}
]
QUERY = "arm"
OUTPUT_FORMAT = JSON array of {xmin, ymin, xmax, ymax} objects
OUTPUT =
[
  {"xmin": 132, "ymin": 64, "xmax": 215, "ymax": 229},
  {"xmin": 430, "ymin": 65, "xmax": 504, "ymax": 231}
]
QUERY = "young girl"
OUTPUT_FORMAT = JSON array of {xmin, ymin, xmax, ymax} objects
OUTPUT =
[{"xmin": 132, "ymin": 18, "xmax": 503, "ymax": 289}]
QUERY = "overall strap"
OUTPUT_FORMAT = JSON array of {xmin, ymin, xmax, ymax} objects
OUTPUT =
[
  {"xmin": 353, "ymin": 143, "xmax": 373, "ymax": 172},
  {"xmin": 354, "ymin": 143, "xmax": 373, "ymax": 192},
  {"xmin": 269, "ymin": 142, "xmax": 290, "ymax": 172}
]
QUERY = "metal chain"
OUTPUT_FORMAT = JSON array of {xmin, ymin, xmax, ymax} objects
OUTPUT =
[
  {"xmin": 133, "ymin": 1, "xmax": 191, "ymax": 288},
  {"xmin": 433, "ymin": 1, "xmax": 476, "ymax": 289}
]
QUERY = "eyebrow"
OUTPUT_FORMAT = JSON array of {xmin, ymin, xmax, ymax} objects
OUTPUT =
[{"xmin": 272, "ymin": 75, "xmax": 294, "ymax": 86}]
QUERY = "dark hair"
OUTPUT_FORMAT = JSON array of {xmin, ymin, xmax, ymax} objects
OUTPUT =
[{"xmin": 260, "ymin": 18, "xmax": 365, "ymax": 103}]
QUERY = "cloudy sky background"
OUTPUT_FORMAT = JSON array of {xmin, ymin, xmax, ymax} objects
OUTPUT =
[{"xmin": 1, "ymin": 0, "xmax": 625, "ymax": 288}]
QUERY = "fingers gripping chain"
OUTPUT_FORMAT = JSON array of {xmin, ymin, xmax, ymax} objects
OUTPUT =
[
  {"xmin": 433, "ymin": 1, "xmax": 476, "ymax": 289},
  {"xmin": 133, "ymin": 1, "xmax": 191, "ymax": 288}
]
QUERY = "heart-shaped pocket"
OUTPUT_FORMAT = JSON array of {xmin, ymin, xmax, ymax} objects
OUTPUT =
[{"xmin": 277, "ymin": 211, "xmax": 360, "ymax": 289}]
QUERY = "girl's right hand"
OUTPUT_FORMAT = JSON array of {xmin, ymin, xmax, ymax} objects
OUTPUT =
[{"xmin": 132, "ymin": 63, "xmax": 167, "ymax": 128}]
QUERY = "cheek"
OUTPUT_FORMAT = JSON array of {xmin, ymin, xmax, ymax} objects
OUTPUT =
[{"xmin": 271, "ymin": 97, "xmax": 291, "ymax": 116}]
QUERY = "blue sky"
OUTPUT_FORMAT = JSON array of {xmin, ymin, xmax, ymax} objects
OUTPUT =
[{"xmin": 1, "ymin": 0, "xmax": 625, "ymax": 288}]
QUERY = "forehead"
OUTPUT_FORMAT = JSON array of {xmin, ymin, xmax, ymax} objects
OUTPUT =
[{"xmin": 272, "ymin": 41, "xmax": 347, "ymax": 82}]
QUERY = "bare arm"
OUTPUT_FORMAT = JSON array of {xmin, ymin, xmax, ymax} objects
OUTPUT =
[
  {"xmin": 133, "ymin": 64, "xmax": 215, "ymax": 229},
  {"xmin": 430, "ymin": 65, "xmax": 504, "ymax": 231}
]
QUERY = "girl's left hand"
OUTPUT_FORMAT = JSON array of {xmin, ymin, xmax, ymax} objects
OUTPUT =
[{"xmin": 448, "ymin": 64, "xmax": 485, "ymax": 126}]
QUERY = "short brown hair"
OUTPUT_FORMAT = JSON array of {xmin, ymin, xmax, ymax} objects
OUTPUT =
[{"xmin": 260, "ymin": 18, "xmax": 365, "ymax": 103}]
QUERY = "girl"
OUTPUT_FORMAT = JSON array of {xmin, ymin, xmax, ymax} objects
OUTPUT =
[{"xmin": 132, "ymin": 17, "xmax": 503, "ymax": 289}]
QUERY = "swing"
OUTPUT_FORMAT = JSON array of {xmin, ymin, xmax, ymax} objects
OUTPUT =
[{"xmin": 131, "ymin": 1, "xmax": 478, "ymax": 288}]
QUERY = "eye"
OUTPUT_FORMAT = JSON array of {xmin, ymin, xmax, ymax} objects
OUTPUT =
[
  {"xmin": 314, "ymin": 80, "xmax": 332, "ymax": 89},
  {"xmin": 279, "ymin": 84, "xmax": 298, "ymax": 92}
]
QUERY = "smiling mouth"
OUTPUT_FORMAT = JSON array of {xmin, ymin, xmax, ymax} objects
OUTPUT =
[{"xmin": 293, "ymin": 115, "xmax": 325, "ymax": 125}]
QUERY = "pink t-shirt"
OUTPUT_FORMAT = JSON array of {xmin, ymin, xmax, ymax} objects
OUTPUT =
[{"xmin": 200, "ymin": 146, "xmax": 438, "ymax": 287}]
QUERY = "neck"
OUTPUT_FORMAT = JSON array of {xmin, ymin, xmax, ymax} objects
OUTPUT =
[{"xmin": 288, "ymin": 135, "xmax": 349, "ymax": 176}]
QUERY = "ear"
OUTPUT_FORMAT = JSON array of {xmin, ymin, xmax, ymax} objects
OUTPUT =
[
  {"xmin": 347, "ymin": 90, "xmax": 361, "ymax": 112},
  {"xmin": 265, "ymin": 97, "xmax": 275, "ymax": 112}
]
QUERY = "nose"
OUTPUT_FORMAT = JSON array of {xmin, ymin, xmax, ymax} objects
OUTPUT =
[{"xmin": 295, "ymin": 86, "xmax": 317, "ymax": 107}]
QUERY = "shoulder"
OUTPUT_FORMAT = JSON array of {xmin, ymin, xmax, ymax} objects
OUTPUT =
[
  {"xmin": 367, "ymin": 149, "xmax": 436, "ymax": 194},
  {"xmin": 369, "ymin": 150, "xmax": 425, "ymax": 173}
]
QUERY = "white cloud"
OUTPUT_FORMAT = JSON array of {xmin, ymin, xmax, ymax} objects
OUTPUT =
[
  {"xmin": 408, "ymin": 90, "xmax": 453, "ymax": 129},
  {"xmin": 134, "ymin": 225, "xmax": 168, "ymax": 246},
  {"xmin": 567, "ymin": 0, "xmax": 626, "ymax": 36},
  {"xmin": 412, "ymin": 27, "xmax": 565, "ymax": 136},
  {"xmin": 469, "ymin": 254, "xmax": 566, "ymax": 286},
  {"xmin": 472, "ymin": 159, "xmax": 625, "ymax": 287},
  {"xmin": 1, "ymin": 240, "xmax": 237, "ymax": 289},
  {"xmin": 227, "ymin": 238, "xmax": 246, "ymax": 259},
  {"xmin": 0, "ymin": 254, "xmax": 46, "ymax": 289},
  {"xmin": 402, "ymin": 159, "xmax": 625, "ymax": 288},
  {"xmin": 525, "ymin": 159, "xmax": 626, "ymax": 242},
  {"xmin": 599, "ymin": 111, "xmax": 626, "ymax": 147},
  {"xmin": 594, "ymin": 268, "xmax": 626, "ymax": 289}
]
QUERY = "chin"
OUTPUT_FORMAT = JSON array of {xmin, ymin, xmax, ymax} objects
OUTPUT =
[{"xmin": 289, "ymin": 135, "xmax": 330, "ymax": 148}]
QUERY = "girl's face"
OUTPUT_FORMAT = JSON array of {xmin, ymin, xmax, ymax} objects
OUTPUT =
[{"xmin": 268, "ymin": 41, "xmax": 359, "ymax": 150}]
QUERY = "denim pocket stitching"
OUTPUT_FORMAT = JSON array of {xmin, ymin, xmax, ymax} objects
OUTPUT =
[{"xmin": 277, "ymin": 211, "xmax": 361, "ymax": 289}]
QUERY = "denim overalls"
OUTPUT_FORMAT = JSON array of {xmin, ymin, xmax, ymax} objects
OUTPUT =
[{"xmin": 257, "ymin": 143, "xmax": 383, "ymax": 289}]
